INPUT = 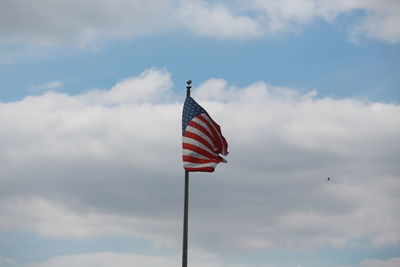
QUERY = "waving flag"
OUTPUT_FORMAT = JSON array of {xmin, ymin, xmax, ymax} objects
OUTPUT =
[{"xmin": 182, "ymin": 96, "xmax": 228, "ymax": 172}]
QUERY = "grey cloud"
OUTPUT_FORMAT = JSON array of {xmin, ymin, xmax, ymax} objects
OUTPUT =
[
  {"xmin": 1, "ymin": 0, "xmax": 400, "ymax": 46},
  {"xmin": 21, "ymin": 251, "xmax": 250, "ymax": 267},
  {"xmin": 0, "ymin": 0, "xmax": 178, "ymax": 46},
  {"xmin": 0, "ymin": 69, "xmax": 399, "ymax": 255},
  {"xmin": 358, "ymin": 257, "xmax": 400, "ymax": 267}
]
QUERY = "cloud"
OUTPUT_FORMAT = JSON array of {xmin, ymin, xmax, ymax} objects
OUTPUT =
[
  {"xmin": 0, "ymin": 68, "xmax": 399, "ymax": 256},
  {"xmin": 0, "ymin": 197, "xmax": 175, "ymax": 243},
  {"xmin": 244, "ymin": 0, "xmax": 400, "ymax": 43},
  {"xmin": 359, "ymin": 257, "xmax": 400, "ymax": 267},
  {"xmin": 23, "ymin": 253, "xmax": 177, "ymax": 267},
  {"xmin": 30, "ymin": 81, "xmax": 64, "ymax": 93},
  {"xmin": 178, "ymin": 0, "xmax": 262, "ymax": 39},
  {"xmin": 39, "ymin": 81, "xmax": 63, "ymax": 90},
  {"xmin": 348, "ymin": 0, "xmax": 400, "ymax": 44},
  {"xmin": 22, "ymin": 251, "xmax": 248, "ymax": 267},
  {"xmin": 0, "ymin": 0, "xmax": 177, "ymax": 47},
  {"xmin": 1, "ymin": 0, "xmax": 399, "ymax": 46},
  {"xmin": 82, "ymin": 68, "xmax": 174, "ymax": 104},
  {"xmin": 0, "ymin": 256, "xmax": 15, "ymax": 267}
]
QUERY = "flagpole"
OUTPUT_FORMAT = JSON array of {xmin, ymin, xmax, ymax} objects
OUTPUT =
[{"xmin": 182, "ymin": 80, "xmax": 191, "ymax": 267}]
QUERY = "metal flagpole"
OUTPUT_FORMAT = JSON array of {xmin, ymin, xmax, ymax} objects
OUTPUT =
[
  {"xmin": 182, "ymin": 80, "xmax": 192, "ymax": 267},
  {"xmin": 182, "ymin": 169, "xmax": 189, "ymax": 267}
]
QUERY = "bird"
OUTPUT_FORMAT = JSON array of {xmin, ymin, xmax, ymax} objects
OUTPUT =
[{"xmin": 327, "ymin": 177, "xmax": 331, "ymax": 181}]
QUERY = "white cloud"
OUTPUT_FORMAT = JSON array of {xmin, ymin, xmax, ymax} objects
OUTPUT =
[
  {"xmin": 0, "ymin": 256, "xmax": 15, "ymax": 267},
  {"xmin": 1, "ymin": 0, "xmax": 399, "ymax": 45},
  {"xmin": 23, "ymin": 251, "xmax": 249, "ymax": 267},
  {"xmin": 243, "ymin": 0, "xmax": 343, "ymax": 34},
  {"xmin": 0, "ymin": 197, "xmax": 175, "ymax": 244},
  {"xmin": 178, "ymin": 0, "xmax": 262, "ymax": 39},
  {"xmin": 0, "ymin": 68, "xmax": 399, "ymax": 256},
  {"xmin": 359, "ymin": 257, "xmax": 400, "ymax": 267},
  {"xmin": 30, "ymin": 81, "xmax": 64, "ymax": 92},
  {"xmin": 244, "ymin": 0, "xmax": 400, "ymax": 43},
  {"xmin": 40, "ymin": 81, "xmax": 63, "ymax": 89},
  {"xmin": 349, "ymin": 0, "xmax": 400, "ymax": 44},
  {"xmin": 0, "ymin": 0, "xmax": 178, "ymax": 47},
  {"xmin": 82, "ymin": 68, "xmax": 174, "ymax": 104},
  {"xmin": 23, "ymin": 253, "xmax": 177, "ymax": 267}
]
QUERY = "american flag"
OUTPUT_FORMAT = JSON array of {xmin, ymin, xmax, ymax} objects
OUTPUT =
[{"xmin": 182, "ymin": 96, "xmax": 228, "ymax": 172}]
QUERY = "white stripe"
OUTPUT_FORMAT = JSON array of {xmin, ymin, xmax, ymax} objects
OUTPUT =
[
  {"xmin": 200, "ymin": 113, "xmax": 222, "ymax": 140},
  {"xmin": 182, "ymin": 149, "xmax": 209, "ymax": 160},
  {"xmin": 183, "ymin": 148, "xmax": 227, "ymax": 163},
  {"xmin": 183, "ymin": 161, "xmax": 218, "ymax": 169},
  {"xmin": 182, "ymin": 137, "xmax": 215, "ymax": 155},
  {"xmin": 185, "ymin": 125, "xmax": 214, "ymax": 148},
  {"xmin": 192, "ymin": 116, "xmax": 213, "ymax": 137},
  {"xmin": 200, "ymin": 113, "xmax": 227, "ymax": 154}
]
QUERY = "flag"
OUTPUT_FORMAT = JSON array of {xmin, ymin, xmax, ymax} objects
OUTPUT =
[{"xmin": 182, "ymin": 96, "xmax": 228, "ymax": 172}]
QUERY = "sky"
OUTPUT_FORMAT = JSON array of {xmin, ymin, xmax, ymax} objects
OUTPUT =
[{"xmin": 0, "ymin": 0, "xmax": 399, "ymax": 267}]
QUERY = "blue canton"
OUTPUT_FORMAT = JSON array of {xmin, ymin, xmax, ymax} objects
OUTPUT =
[{"xmin": 182, "ymin": 96, "xmax": 206, "ymax": 135}]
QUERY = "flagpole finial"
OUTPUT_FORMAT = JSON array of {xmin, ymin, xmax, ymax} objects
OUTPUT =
[{"xmin": 186, "ymin": 80, "xmax": 192, "ymax": 97}]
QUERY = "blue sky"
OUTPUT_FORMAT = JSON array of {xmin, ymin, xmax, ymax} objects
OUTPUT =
[
  {"xmin": 1, "ymin": 9, "xmax": 399, "ymax": 103},
  {"xmin": 0, "ymin": 1, "xmax": 399, "ymax": 267}
]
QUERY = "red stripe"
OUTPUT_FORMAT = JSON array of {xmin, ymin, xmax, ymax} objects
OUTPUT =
[
  {"xmin": 182, "ymin": 143, "xmax": 222, "ymax": 161},
  {"xmin": 183, "ymin": 155, "xmax": 221, "ymax": 164},
  {"xmin": 183, "ymin": 131, "xmax": 214, "ymax": 152},
  {"xmin": 187, "ymin": 120, "xmax": 218, "ymax": 148},
  {"xmin": 208, "ymin": 115, "xmax": 228, "ymax": 154},
  {"xmin": 185, "ymin": 166, "xmax": 215, "ymax": 172},
  {"xmin": 221, "ymin": 135, "xmax": 228, "ymax": 154},
  {"xmin": 197, "ymin": 114, "xmax": 223, "ymax": 153}
]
